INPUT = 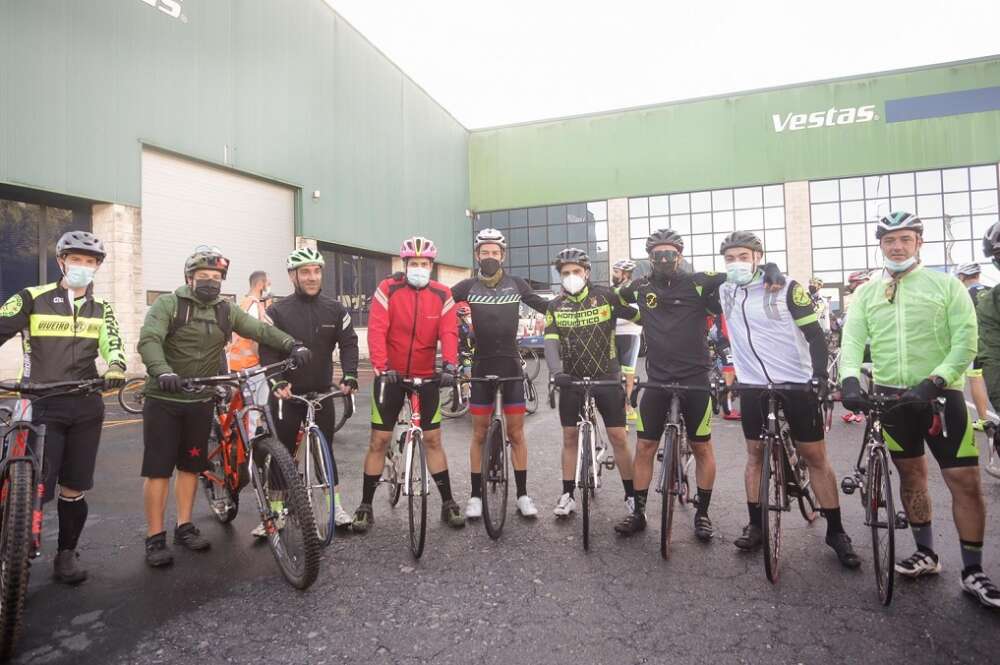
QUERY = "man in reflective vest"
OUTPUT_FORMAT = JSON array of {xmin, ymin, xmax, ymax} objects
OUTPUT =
[{"xmin": 228, "ymin": 271, "xmax": 273, "ymax": 431}]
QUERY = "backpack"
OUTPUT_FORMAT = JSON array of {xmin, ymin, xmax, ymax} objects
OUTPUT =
[{"xmin": 168, "ymin": 297, "xmax": 233, "ymax": 340}]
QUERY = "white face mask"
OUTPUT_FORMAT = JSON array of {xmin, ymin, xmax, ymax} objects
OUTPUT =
[
  {"xmin": 259, "ymin": 289, "xmax": 272, "ymax": 300},
  {"xmin": 883, "ymin": 255, "xmax": 917, "ymax": 273},
  {"xmin": 562, "ymin": 274, "xmax": 586, "ymax": 295},
  {"xmin": 726, "ymin": 261, "xmax": 755, "ymax": 285},
  {"xmin": 406, "ymin": 266, "xmax": 431, "ymax": 288}
]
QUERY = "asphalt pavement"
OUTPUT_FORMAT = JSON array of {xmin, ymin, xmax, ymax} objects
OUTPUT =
[{"xmin": 11, "ymin": 365, "xmax": 1000, "ymax": 665}]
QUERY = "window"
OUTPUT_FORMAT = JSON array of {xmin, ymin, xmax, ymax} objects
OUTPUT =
[{"xmin": 319, "ymin": 245, "xmax": 392, "ymax": 327}]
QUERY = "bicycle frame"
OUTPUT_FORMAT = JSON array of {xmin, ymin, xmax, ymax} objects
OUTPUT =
[
  {"xmin": 655, "ymin": 392, "xmax": 684, "ymax": 498},
  {"xmin": 379, "ymin": 378, "xmax": 434, "ymax": 499}
]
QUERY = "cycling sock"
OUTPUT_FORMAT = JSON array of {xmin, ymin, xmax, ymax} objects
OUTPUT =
[
  {"xmin": 747, "ymin": 502, "xmax": 762, "ymax": 527},
  {"xmin": 960, "ymin": 540, "xmax": 984, "ymax": 574},
  {"xmin": 470, "ymin": 472, "xmax": 482, "ymax": 498},
  {"xmin": 562, "ymin": 479, "xmax": 575, "ymax": 498},
  {"xmin": 821, "ymin": 507, "xmax": 844, "ymax": 538},
  {"xmin": 622, "ymin": 478, "xmax": 635, "ymax": 499},
  {"xmin": 361, "ymin": 473, "xmax": 380, "ymax": 505},
  {"xmin": 634, "ymin": 489, "xmax": 648, "ymax": 514},
  {"xmin": 910, "ymin": 520, "xmax": 934, "ymax": 554},
  {"xmin": 514, "ymin": 470, "xmax": 527, "ymax": 498},
  {"xmin": 57, "ymin": 494, "xmax": 88, "ymax": 551},
  {"xmin": 695, "ymin": 487, "xmax": 712, "ymax": 516},
  {"xmin": 432, "ymin": 470, "xmax": 453, "ymax": 503},
  {"xmin": 334, "ymin": 492, "xmax": 342, "ymax": 507}
]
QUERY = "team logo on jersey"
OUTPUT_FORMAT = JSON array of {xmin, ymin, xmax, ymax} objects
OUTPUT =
[
  {"xmin": 545, "ymin": 311, "xmax": 554, "ymax": 326},
  {"xmin": 792, "ymin": 283, "xmax": 812, "ymax": 308},
  {"xmin": 0, "ymin": 295, "xmax": 23, "ymax": 318},
  {"xmin": 645, "ymin": 293, "xmax": 658, "ymax": 309}
]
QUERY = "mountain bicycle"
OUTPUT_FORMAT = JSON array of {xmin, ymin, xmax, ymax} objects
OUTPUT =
[{"xmin": 117, "ymin": 376, "xmax": 146, "ymax": 414}]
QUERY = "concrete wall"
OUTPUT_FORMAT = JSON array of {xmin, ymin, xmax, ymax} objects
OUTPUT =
[{"xmin": 783, "ymin": 182, "xmax": 812, "ymax": 284}]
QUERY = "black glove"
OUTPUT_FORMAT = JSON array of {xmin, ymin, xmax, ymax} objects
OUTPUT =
[
  {"xmin": 380, "ymin": 370, "xmax": 400, "ymax": 385},
  {"xmin": 902, "ymin": 378, "xmax": 943, "ymax": 404},
  {"xmin": 289, "ymin": 344, "xmax": 312, "ymax": 368},
  {"xmin": 809, "ymin": 376, "xmax": 827, "ymax": 399},
  {"xmin": 552, "ymin": 372, "xmax": 573, "ymax": 388},
  {"xmin": 158, "ymin": 372, "xmax": 183, "ymax": 393},
  {"xmin": 340, "ymin": 376, "xmax": 359, "ymax": 392},
  {"xmin": 840, "ymin": 376, "xmax": 868, "ymax": 413},
  {"xmin": 103, "ymin": 365, "xmax": 127, "ymax": 390},
  {"xmin": 440, "ymin": 363, "xmax": 457, "ymax": 388},
  {"xmin": 761, "ymin": 263, "xmax": 786, "ymax": 288}
]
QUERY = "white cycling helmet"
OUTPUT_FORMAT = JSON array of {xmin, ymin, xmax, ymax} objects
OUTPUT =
[
  {"xmin": 955, "ymin": 262, "xmax": 981, "ymax": 278},
  {"xmin": 474, "ymin": 228, "xmax": 507, "ymax": 251}
]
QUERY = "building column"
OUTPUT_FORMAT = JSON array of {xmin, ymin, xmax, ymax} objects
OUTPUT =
[
  {"xmin": 92, "ymin": 203, "xmax": 144, "ymax": 374},
  {"xmin": 607, "ymin": 198, "xmax": 630, "ymax": 265},
  {"xmin": 783, "ymin": 181, "xmax": 812, "ymax": 284}
]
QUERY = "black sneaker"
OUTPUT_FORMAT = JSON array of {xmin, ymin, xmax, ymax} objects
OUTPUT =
[
  {"xmin": 145, "ymin": 532, "xmax": 174, "ymax": 568},
  {"xmin": 174, "ymin": 523, "xmax": 211, "ymax": 551},
  {"xmin": 734, "ymin": 523, "xmax": 763, "ymax": 551},
  {"xmin": 352, "ymin": 503, "xmax": 374, "ymax": 534},
  {"xmin": 694, "ymin": 514, "xmax": 714, "ymax": 542},
  {"xmin": 826, "ymin": 532, "xmax": 861, "ymax": 569},
  {"xmin": 53, "ymin": 549, "xmax": 88, "ymax": 585},
  {"xmin": 441, "ymin": 500, "xmax": 466, "ymax": 529},
  {"xmin": 614, "ymin": 512, "xmax": 646, "ymax": 536}
]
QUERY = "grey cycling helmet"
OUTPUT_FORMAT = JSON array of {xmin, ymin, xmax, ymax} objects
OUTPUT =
[
  {"xmin": 554, "ymin": 247, "xmax": 591, "ymax": 270},
  {"xmin": 612, "ymin": 259, "xmax": 637, "ymax": 272},
  {"xmin": 56, "ymin": 231, "xmax": 106, "ymax": 262},
  {"xmin": 955, "ymin": 262, "xmax": 981, "ymax": 278},
  {"xmin": 645, "ymin": 228, "xmax": 684, "ymax": 253},
  {"xmin": 474, "ymin": 228, "xmax": 507, "ymax": 251},
  {"xmin": 876, "ymin": 211, "xmax": 923, "ymax": 239},
  {"xmin": 185, "ymin": 248, "xmax": 230, "ymax": 279},
  {"xmin": 719, "ymin": 230, "xmax": 764, "ymax": 255}
]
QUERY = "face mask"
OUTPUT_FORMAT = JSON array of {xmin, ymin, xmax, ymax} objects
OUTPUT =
[
  {"xmin": 726, "ymin": 261, "xmax": 755, "ymax": 285},
  {"xmin": 259, "ymin": 289, "xmax": 272, "ymax": 301},
  {"xmin": 883, "ymin": 255, "xmax": 917, "ymax": 273},
  {"xmin": 562, "ymin": 274, "xmax": 586, "ymax": 295},
  {"xmin": 479, "ymin": 258, "xmax": 501, "ymax": 277},
  {"xmin": 64, "ymin": 265, "xmax": 96, "ymax": 289},
  {"xmin": 611, "ymin": 276, "xmax": 623, "ymax": 287},
  {"xmin": 406, "ymin": 266, "xmax": 431, "ymax": 289},
  {"xmin": 194, "ymin": 279, "xmax": 222, "ymax": 302}
]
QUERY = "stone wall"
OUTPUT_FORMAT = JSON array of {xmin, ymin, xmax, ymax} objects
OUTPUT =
[
  {"xmin": 607, "ymin": 198, "xmax": 630, "ymax": 265},
  {"xmin": 783, "ymin": 181, "xmax": 812, "ymax": 284}
]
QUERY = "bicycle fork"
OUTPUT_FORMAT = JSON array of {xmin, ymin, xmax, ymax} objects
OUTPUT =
[
  {"xmin": 401, "ymin": 432, "xmax": 429, "ymax": 497},
  {"xmin": 575, "ymin": 422, "xmax": 600, "ymax": 490}
]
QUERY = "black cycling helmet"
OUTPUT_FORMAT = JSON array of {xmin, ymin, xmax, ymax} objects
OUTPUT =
[
  {"xmin": 983, "ymin": 222, "xmax": 1000, "ymax": 267},
  {"xmin": 875, "ymin": 211, "xmax": 923, "ymax": 239},
  {"xmin": 554, "ymin": 247, "xmax": 591, "ymax": 270},
  {"xmin": 56, "ymin": 231, "xmax": 106, "ymax": 262},
  {"xmin": 645, "ymin": 228, "xmax": 684, "ymax": 253},
  {"xmin": 719, "ymin": 230, "xmax": 763, "ymax": 255}
]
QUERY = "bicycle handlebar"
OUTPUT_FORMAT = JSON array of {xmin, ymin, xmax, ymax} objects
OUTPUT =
[
  {"xmin": 466, "ymin": 376, "xmax": 525, "ymax": 384},
  {"xmin": 0, "ymin": 378, "xmax": 105, "ymax": 396},
  {"xmin": 730, "ymin": 381, "xmax": 821, "ymax": 394},
  {"xmin": 182, "ymin": 359, "xmax": 296, "ymax": 391}
]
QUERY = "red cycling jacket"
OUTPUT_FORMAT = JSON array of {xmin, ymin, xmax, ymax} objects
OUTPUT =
[{"xmin": 368, "ymin": 274, "xmax": 458, "ymax": 377}]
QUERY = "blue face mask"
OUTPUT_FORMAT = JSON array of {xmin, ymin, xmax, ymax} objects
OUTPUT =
[
  {"xmin": 726, "ymin": 261, "xmax": 755, "ymax": 285},
  {"xmin": 64, "ymin": 265, "xmax": 96, "ymax": 289},
  {"xmin": 883, "ymin": 255, "xmax": 917, "ymax": 273}
]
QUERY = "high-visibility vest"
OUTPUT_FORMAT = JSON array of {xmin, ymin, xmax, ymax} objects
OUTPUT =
[{"xmin": 227, "ymin": 296, "xmax": 271, "ymax": 370}]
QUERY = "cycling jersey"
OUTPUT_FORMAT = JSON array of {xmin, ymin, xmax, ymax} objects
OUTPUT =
[
  {"xmin": 840, "ymin": 265, "xmax": 976, "ymax": 390},
  {"xmin": 0, "ymin": 282, "xmax": 125, "ymax": 382},
  {"xmin": 368, "ymin": 274, "xmax": 457, "ymax": 377},
  {"xmin": 543, "ymin": 284, "xmax": 640, "ymax": 379},
  {"xmin": 450, "ymin": 272, "xmax": 547, "ymax": 361}
]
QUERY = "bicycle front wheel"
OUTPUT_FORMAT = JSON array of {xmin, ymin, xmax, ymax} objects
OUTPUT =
[
  {"xmin": 305, "ymin": 427, "xmax": 337, "ymax": 547},
  {"xmin": 524, "ymin": 378, "xmax": 539, "ymax": 415},
  {"xmin": 254, "ymin": 437, "xmax": 321, "ymax": 590},
  {"xmin": 868, "ymin": 446, "xmax": 895, "ymax": 605},
  {"xmin": 760, "ymin": 438, "xmax": 784, "ymax": 583},
  {"xmin": 481, "ymin": 419, "xmax": 509, "ymax": 540},
  {"xmin": 0, "ymin": 461, "xmax": 34, "ymax": 661},
  {"xmin": 407, "ymin": 432, "xmax": 429, "ymax": 559},
  {"xmin": 117, "ymin": 377, "xmax": 146, "ymax": 414},
  {"xmin": 579, "ymin": 425, "xmax": 593, "ymax": 552},
  {"xmin": 439, "ymin": 384, "xmax": 469, "ymax": 418},
  {"xmin": 520, "ymin": 348, "xmax": 541, "ymax": 381},
  {"xmin": 659, "ymin": 430, "xmax": 678, "ymax": 560}
]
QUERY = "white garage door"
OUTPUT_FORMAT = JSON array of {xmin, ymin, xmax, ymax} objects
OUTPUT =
[{"xmin": 141, "ymin": 149, "xmax": 295, "ymax": 300}]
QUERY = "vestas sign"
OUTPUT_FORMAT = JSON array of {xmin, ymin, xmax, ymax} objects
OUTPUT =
[
  {"xmin": 138, "ymin": 0, "xmax": 186, "ymax": 22},
  {"xmin": 772, "ymin": 105, "xmax": 877, "ymax": 132}
]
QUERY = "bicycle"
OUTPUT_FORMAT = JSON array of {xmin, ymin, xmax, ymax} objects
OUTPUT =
[
  {"xmin": 523, "ymin": 372, "xmax": 539, "ymax": 415},
  {"xmin": 0, "ymin": 378, "xmax": 105, "ymax": 661},
  {"xmin": 190, "ymin": 359, "xmax": 320, "ymax": 589},
  {"xmin": 440, "ymin": 349, "xmax": 473, "ymax": 419},
  {"xmin": 468, "ymin": 375, "xmax": 525, "ymax": 539},
  {"xmin": 708, "ymin": 341, "xmax": 736, "ymax": 417},
  {"xmin": 630, "ymin": 381, "xmax": 713, "ymax": 559},
  {"xmin": 983, "ymin": 420, "xmax": 1000, "ymax": 480},
  {"xmin": 730, "ymin": 382, "xmax": 823, "ymax": 583},
  {"xmin": 117, "ymin": 376, "xmax": 146, "ymax": 414},
  {"xmin": 518, "ymin": 341, "xmax": 542, "ymax": 382},
  {"xmin": 549, "ymin": 377, "xmax": 619, "ymax": 551},
  {"xmin": 275, "ymin": 388, "xmax": 354, "ymax": 547}
]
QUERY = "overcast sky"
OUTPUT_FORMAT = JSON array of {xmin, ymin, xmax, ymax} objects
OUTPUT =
[{"xmin": 326, "ymin": 0, "xmax": 1000, "ymax": 129}]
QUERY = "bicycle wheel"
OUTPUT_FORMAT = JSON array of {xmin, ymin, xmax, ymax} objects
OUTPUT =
[
  {"xmin": 985, "ymin": 430, "xmax": 1000, "ymax": 479},
  {"xmin": 524, "ymin": 378, "xmax": 539, "ymax": 415},
  {"xmin": 520, "ymin": 348, "xmax": 541, "ymax": 381},
  {"xmin": 201, "ymin": 421, "xmax": 239, "ymax": 523},
  {"xmin": 117, "ymin": 377, "xmax": 146, "ymax": 415},
  {"xmin": 789, "ymin": 434, "xmax": 819, "ymax": 523},
  {"xmin": 677, "ymin": 433, "xmax": 693, "ymax": 505},
  {"xmin": 254, "ymin": 437, "xmax": 320, "ymax": 590},
  {"xmin": 0, "ymin": 461, "xmax": 33, "ymax": 661},
  {"xmin": 868, "ymin": 446, "xmax": 895, "ymax": 605},
  {"xmin": 407, "ymin": 431, "xmax": 429, "ymax": 559},
  {"xmin": 481, "ymin": 419, "xmax": 509, "ymax": 540},
  {"xmin": 385, "ymin": 439, "xmax": 403, "ymax": 508},
  {"xmin": 659, "ymin": 429, "xmax": 678, "ymax": 560},
  {"xmin": 760, "ymin": 437, "xmax": 784, "ymax": 583},
  {"xmin": 440, "ymin": 384, "xmax": 469, "ymax": 418},
  {"xmin": 579, "ymin": 424, "xmax": 593, "ymax": 552},
  {"xmin": 305, "ymin": 427, "xmax": 337, "ymax": 547}
]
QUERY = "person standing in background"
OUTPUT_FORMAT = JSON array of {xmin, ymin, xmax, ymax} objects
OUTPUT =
[{"xmin": 228, "ymin": 271, "xmax": 274, "ymax": 433}]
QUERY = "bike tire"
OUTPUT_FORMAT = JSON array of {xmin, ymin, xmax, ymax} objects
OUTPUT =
[
  {"xmin": 255, "ymin": 436, "xmax": 321, "ymax": 590},
  {"xmin": 677, "ymin": 433, "xmax": 693, "ymax": 506},
  {"xmin": 481, "ymin": 419, "xmax": 509, "ymax": 540},
  {"xmin": 117, "ymin": 377, "xmax": 146, "ymax": 415},
  {"xmin": 868, "ymin": 446, "xmax": 895, "ymax": 606},
  {"xmin": 386, "ymin": 434, "xmax": 404, "ymax": 508},
  {"xmin": 520, "ymin": 349, "xmax": 541, "ymax": 382},
  {"xmin": 201, "ymin": 420, "xmax": 239, "ymax": 523},
  {"xmin": 985, "ymin": 431, "xmax": 1000, "ymax": 480},
  {"xmin": 524, "ymin": 378, "xmax": 538, "ymax": 415},
  {"xmin": 790, "ymin": 433, "xmax": 819, "ymax": 524},
  {"xmin": 0, "ymin": 461, "xmax": 34, "ymax": 661},
  {"xmin": 407, "ymin": 431, "xmax": 429, "ymax": 559},
  {"xmin": 660, "ymin": 430, "xmax": 677, "ymax": 560},
  {"xmin": 760, "ymin": 438, "xmax": 784, "ymax": 583},
  {"xmin": 305, "ymin": 427, "xmax": 337, "ymax": 547},
  {"xmin": 439, "ymin": 384, "xmax": 469, "ymax": 419},
  {"xmin": 580, "ymin": 425, "xmax": 593, "ymax": 552}
]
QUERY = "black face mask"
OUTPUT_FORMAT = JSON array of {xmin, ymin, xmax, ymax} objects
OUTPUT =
[
  {"xmin": 479, "ymin": 258, "xmax": 501, "ymax": 277},
  {"xmin": 650, "ymin": 250, "xmax": 680, "ymax": 279},
  {"xmin": 611, "ymin": 276, "xmax": 623, "ymax": 286},
  {"xmin": 194, "ymin": 279, "xmax": 222, "ymax": 302},
  {"xmin": 808, "ymin": 285, "xmax": 819, "ymax": 295}
]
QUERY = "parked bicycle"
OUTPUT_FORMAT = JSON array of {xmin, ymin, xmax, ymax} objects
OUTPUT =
[
  {"xmin": 0, "ymin": 378, "xmax": 105, "ymax": 661},
  {"xmin": 440, "ymin": 347, "xmax": 473, "ymax": 418},
  {"xmin": 708, "ymin": 340, "xmax": 736, "ymax": 417},
  {"xmin": 983, "ymin": 420, "xmax": 1000, "ymax": 480},
  {"xmin": 117, "ymin": 376, "xmax": 146, "ymax": 414}
]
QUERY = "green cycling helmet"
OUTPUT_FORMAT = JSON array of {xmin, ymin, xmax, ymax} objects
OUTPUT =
[{"xmin": 287, "ymin": 247, "xmax": 325, "ymax": 271}]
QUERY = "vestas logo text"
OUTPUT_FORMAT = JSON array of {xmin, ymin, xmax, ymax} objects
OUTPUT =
[
  {"xmin": 772, "ymin": 105, "xmax": 877, "ymax": 132},
  {"xmin": 139, "ymin": 0, "xmax": 184, "ymax": 20}
]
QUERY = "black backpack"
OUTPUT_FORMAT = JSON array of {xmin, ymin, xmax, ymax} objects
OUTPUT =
[{"xmin": 168, "ymin": 297, "xmax": 233, "ymax": 340}]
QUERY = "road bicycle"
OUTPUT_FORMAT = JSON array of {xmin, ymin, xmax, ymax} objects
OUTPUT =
[
  {"xmin": 0, "ymin": 378, "xmax": 105, "ymax": 661},
  {"xmin": 191, "ymin": 360, "xmax": 320, "ymax": 589}
]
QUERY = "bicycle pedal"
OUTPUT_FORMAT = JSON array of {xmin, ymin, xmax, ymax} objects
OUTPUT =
[{"xmin": 894, "ymin": 511, "xmax": 909, "ymax": 530}]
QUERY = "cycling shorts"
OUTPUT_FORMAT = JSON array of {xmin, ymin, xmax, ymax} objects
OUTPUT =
[
  {"xmin": 558, "ymin": 383, "xmax": 626, "ymax": 429},
  {"xmin": 635, "ymin": 373, "xmax": 712, "ymax": 443},
  {"xmin": 371, "ymin": 377, "xmax": 441, "ymax": 432},
  {"xmin": 31, "ymin": 393, "xmax": 105, "ymax": 503},
  {"xmin": 615, "ymin": 333, "xmax": 641, "ymax": 375},
  {"xmin": 739, "ymin": 389, "xmax": 824, "ymax": 444},
  {"xmin": 877, "ymin": 387, "xmax": 977, "ymax": 469},
  {"xmin": 141, "ymin": 397, "xmax": 215, "ymax": 478},
  {"xmin": 470, "ymin": 357, "xmax": 525, "ymax": 416}
]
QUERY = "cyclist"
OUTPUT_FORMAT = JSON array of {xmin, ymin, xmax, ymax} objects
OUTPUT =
[
  {"xmin": 352, "ymin": 236, "xmax": 464, "ymax": 532},
  {"xmin": 838, "ymin": 270, "xmax": 873, "ymax": 424},
  {"xmin": 257, "ymin": 248, "xmax": 359, "ymax": 535},
  {"xmin": 451, "ymin": 229, "xmax": 548, "ymax": 520},
  {"xmin": 0, "ymin": 231, "xmax": 125, "ymax": 584},
  {"xmin": 545, "ymin": 248, "xmax": 640, "ymax": 529},
  {"xmin": 616, "ymin": 228, "xmax": 783, "ymax": 539},
  {"xmin": 707, "ymin": 313, "xmax": 740, "ymax": 421},
  {"xmin": 611, "ymin": 259, "xmax": 642, "ymax": 422},
  {"xmin": 719, "ymin": 231, "xmax": 859, "ymax": 567},
  {"xmin": 841, "ymin": 212, "xmax": 999, "ymax": 609},
  {"xmin": 138, "ymin": 247, "xmax": 310, "ymax": 568},
  {"xmin": 808, "ymin": 276, "xmax": 831, "ymax": 333},
  {"xmin": 954, "ymin": 262, "xmax": 991, "ymax": 432}
]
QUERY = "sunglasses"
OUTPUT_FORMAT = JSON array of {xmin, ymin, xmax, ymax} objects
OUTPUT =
[{"xmin": 651, "ymin": 250, "xmax": 679, "ymax": 263}]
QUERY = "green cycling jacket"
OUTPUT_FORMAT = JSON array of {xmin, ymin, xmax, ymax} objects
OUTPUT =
[{"xmin": 840, "ymin": 264, "xmax": 976, "ymax": 390}]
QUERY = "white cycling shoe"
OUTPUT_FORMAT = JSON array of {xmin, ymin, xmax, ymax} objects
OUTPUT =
[
  {"xmin": 553, "ymin": 493, "xmax": 576, "ymax": 517},
  {"xmin": 465, "ymin": 497, "xmax": 483, "ymax": 519},
  {"xmin": 334, "ymin": 503, "xmax": 353, "ymax": 528},
  {"xmin": 516, "ymin": 495, "xmax": 539, "ymax": 518}
]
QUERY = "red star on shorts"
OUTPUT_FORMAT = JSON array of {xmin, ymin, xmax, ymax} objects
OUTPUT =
[{"xmin": 188, "ymin": 446, "xmax": 201, "ymax": 458}]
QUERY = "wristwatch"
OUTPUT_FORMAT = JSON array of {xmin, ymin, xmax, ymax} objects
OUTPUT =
[{"xmin": 930, "ymin": 375, "xmax": 947, "ymax": 390}]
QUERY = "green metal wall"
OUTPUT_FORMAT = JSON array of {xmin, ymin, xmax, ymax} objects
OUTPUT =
[
  {"xmin": 470, "ymin": 58, "xmax": 1000, "ymax": 212},
  {"xmin": 0, "ymin": 0, "xmax": 471, "ymax": 266}
]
